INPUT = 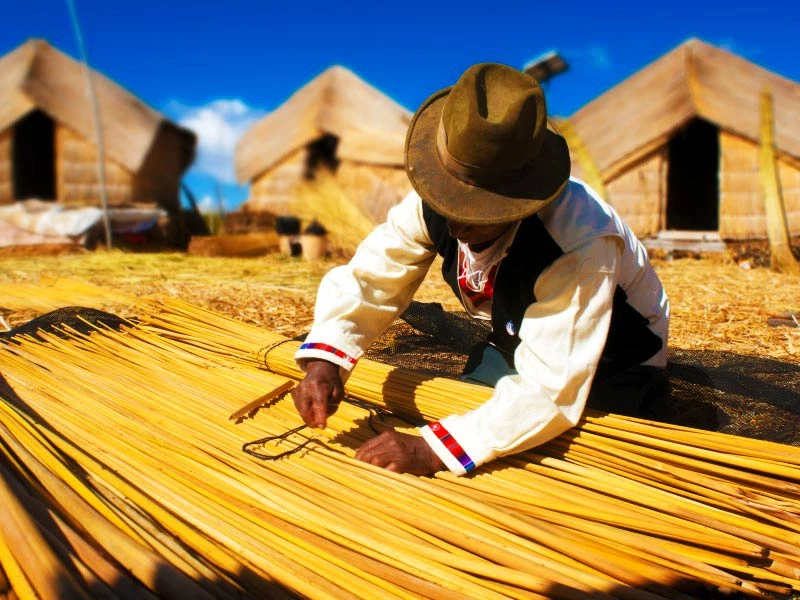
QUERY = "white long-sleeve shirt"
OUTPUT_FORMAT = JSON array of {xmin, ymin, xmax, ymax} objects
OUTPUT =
[{"xmin": 295, "ymin": 179, "xmax": 669, "ymax": 475}]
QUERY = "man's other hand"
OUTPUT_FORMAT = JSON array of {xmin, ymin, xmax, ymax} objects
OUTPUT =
[
  {"xmin": 355, "ymin": 430, "xmax": 445, "ymax": 475},
  {"xmin": 291, "ymin": 359, "xmax": 343, "ymax": 429}
]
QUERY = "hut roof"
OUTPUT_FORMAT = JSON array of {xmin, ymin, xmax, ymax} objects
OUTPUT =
[
  {"xmin": 235, "ymin": 65, "xmax": 412, "ymax": 183},
  {"xmin": 0, "ymin": 39, "xmax": 195, "ymax": 173},
  {"xmin": 567, "ymin": 38, "xmax": 800, "ymax": 178}
]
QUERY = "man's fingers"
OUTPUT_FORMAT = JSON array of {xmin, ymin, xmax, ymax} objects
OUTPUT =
[
  {"xmin": 291, "ymin": 385, "xmax": 328, "ymax": 428},
  {"xmin": 354, "ymin": 431, "xmax": 394, "ymax": 465},
  {"xmin": 311, "ymin": 396, "xmax": 328, "ymax": 429},
  {"xmin": 354, "ymin": 436, "xmax": 377, "ymax": 463},
  {"xmin": 354, "ymin": 431, "xmax": 444, "ymax": 476},
  {"xmin": 290, "ymin": 361, "xmax": 343, "ymax": 428},
  {"xmin": 326, "ymin": 388, "xmax": 342, "ymax": 416},
  {"xmin": 353, "ymin": 441, "xmax": 372, "ymax": 463}
]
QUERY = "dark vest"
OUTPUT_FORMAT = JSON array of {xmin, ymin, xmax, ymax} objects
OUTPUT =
[{"xmin": 422, "ymin": 204, "xmax": 663, "ymax": 383}]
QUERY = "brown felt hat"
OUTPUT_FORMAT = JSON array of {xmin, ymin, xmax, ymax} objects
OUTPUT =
[{"xmin": 405, "ymin": 63, "xmax": 571, "ymax": 225}]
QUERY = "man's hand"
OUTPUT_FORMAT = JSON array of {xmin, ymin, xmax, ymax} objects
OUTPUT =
[
  {"xmin": 291, "ymin": 359, "xmax": 344, "ymax": 429},
  {"xmin": 355, "ymin": 430, "xmax": 446, "ymax": 476}
]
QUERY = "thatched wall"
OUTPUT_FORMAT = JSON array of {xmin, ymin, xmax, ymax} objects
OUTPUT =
[
  {"xmin": 568, "ymin": 130, "xmax": 800, "ymax": 242},
  {"xmin": 236, "ymin": 65, "xmax": 411, "ymax": 229},
  {"xmin": 247, "ymin": 148, "xmax": 307, "ymax": 216},
  {"xmin": 717, "ymin": 132, "xmax": 800, "ymax": 240},
  {"xmin": 567, "ymin": 39, "xmax": 800, "ymax": 180},
  {"xmin": 719, "ymin": 132, "xmax": 764, "ymax": 240},
  {"xmin": 0, "ymin": 40, "xmax": 194, "ymax": 214},
  {"xmin": 246, "ymin": 149, "xmax": 410, "ymax": 224},
  {"xmin": 563, "ymin": 39, "xmax": 800, "ymax": 242},
  {"xmin": 1, "ymin": 40, "xmax": 195, "ymax": 178},
  {"xmin": 56, "ymin": 124, "xmax": 133, "ymax": 207},
  {"xmin": 335, "ymin": 162, "xmax": 410, "ymax": 224},
  {"xmin": 0, "ymin": 129, "xmax": 11, "ymax": 205},
  {"xmin": 569, "ymin": 142, "xmax": 665, "ymax": 239},
  {"xmin": 132, "ymin": 124, "xmax": 189, "ymax": 213},
  {"xmin": 1, "ymin": 121, "xmax": 187, "ymax": 212},
  {"xmin": 778, "ymin": 154, "xmax": 800, "ymax": 235},
  {"xmin": 605, "ymin": 151, "xmax": 666, "ymax": 238}
]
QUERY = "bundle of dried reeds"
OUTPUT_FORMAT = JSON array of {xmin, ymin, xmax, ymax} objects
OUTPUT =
[
  {"xmin": 1, "ymin": 294, "xmax": 798, "ymax": 598},
  {"xmin": 187, "ymin": 232, "xmax": 280, "ymax": 258},
  {"xmin": 0, "ymin": 277, "xmax": 136, "ymax": 312},
  {"xmin": 291, "ymin": 169, "xmax": 377, "ymax": 254}
]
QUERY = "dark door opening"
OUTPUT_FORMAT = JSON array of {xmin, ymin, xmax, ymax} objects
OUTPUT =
[
  {"xmin": 304, "ymin": 134, "xmax": 340, "ymax": 179},
  {"xmin": 12, "ymin": 110, "xmax": 56, "ymax": 201},
  {"xmin": 666, "ymin": 118, "xmax": 719, "ymax": 230}
]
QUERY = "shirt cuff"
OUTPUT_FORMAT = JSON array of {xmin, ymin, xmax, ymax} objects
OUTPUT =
[
  {"xmin": 420, "ymin": 422, "xmax": 477, "ymax": 476},
  {"xmin": 295, "ymin": 342, "xmax": 358, "ymax": 372}
]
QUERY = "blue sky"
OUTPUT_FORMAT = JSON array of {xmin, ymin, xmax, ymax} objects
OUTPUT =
[{"xmin": 4, "ymin": 0, "xmax": 799, "ymax": 211}]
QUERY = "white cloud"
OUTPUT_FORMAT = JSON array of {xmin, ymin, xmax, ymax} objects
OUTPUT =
[
  {"xmin": 197, "ymin": 194, "xmax": 219, "ymax": 214},
  {"xmin": 166, "ymin": 98, "xmax": 266, "ymax": 184}
]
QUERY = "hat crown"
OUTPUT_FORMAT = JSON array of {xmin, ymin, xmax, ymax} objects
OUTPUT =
[
  {"xmin": 403, "ymin": 61, "xmax": 570, "ymax": 225},
  {"xmin": 441, "ymin": 64, "xmax": 547, "ymax": 172}
]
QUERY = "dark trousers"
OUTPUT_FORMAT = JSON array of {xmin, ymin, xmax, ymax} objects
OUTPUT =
[{"xmin": 586, "ymin": 365, "xmax": 669, "ymax": 418}]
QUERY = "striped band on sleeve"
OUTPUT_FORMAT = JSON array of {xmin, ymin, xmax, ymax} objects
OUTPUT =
[
  {"xmin": 428, "ymin": 421, "xmax": 476, "ymax": 472},
  {"xmin": 298, "ymin": 342, "xmax": 357, "ymax": 366}
]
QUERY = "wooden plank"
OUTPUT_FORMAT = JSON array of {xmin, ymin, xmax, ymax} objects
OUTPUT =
[{"xmin": 229, "ymin": 380, "xmax": 295, "ymax": 423}]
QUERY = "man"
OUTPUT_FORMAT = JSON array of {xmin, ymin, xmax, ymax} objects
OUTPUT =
[{"xmin": 291, "ymin": 63, "xmax": 669, "ymax": 476}]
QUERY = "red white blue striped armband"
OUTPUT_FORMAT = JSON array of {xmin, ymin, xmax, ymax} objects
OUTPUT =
[
  {"xmin": 298, "ymin": 342, "xmax": 357, "ymax": 366},
  {"xmin": 428, "ymin": 421, "xmax": 476, "ymax": 472}
]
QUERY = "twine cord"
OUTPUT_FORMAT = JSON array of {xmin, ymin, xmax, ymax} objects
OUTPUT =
[
  {"xmin": 258, "ymin": 339, "xmax": 297, "ymax": 372},
  {"xmin": 241, "ymin": 424, "xmax": 329, "ymax": 460},
  {"xmin": 341, "ymin": 396, "xmax": 425, "ymax": 433},
  {"xmin": 241, "ymin": 395, "xmax": 425, "ymax": 461}
]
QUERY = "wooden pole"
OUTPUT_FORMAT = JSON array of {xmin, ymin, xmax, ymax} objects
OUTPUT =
[
  {"xmin": 66, "ymin": 0, "xmax": 113, "ymax": 249},
  {"xmin": 759, "ymin": 89, "xmax": 799, "ymax": 274},
  {"xmin": 215, "ymin": 180, "xmax": 226, "ymax": 235}
]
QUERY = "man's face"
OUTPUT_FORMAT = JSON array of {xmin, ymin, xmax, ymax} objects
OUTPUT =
[{"xmin": 446, "ymin": 219, "xmax": 513, "ymax": 249}]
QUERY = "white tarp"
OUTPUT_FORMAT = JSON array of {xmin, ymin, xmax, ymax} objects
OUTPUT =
[{"xmin": 0, "ymin": 200, "xmax": 166, "ymax": 247}]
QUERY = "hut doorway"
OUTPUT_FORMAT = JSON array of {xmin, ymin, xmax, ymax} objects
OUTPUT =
[
  {"xmin": 12, "ymin": 110, "xmax": 56, "ymax": 201},
  {"xmin": 666, "ymin": 118, "xmax": 719, "ymax": 230},
  {"xmin": 304, "ymin": 134, "xmax": 340, "ymax": 179}
]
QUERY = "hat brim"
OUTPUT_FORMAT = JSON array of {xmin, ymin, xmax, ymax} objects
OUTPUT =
[{"xmin": 405, "ymin": 88, "xmax": 571, "ymax": 225}]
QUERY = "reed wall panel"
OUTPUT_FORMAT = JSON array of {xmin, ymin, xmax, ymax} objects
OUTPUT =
[
  {"xmin": 245, "ymin": 148, "xmax": 308, "ymax": 215},
  {"xmin": 246, "ymin": 151, "xmax": 411, "ymax": 227},
  {"xmin": 0, "ymin": 129, "xmax": 11, "ymax": 205},
  {"xmin": 719, "ymin": 131, "xmax": 766, "ymax": 239},
  {"xmin": 605, "ymin": 150, "xmax": 666, "ymax": 238},
  {"xmin": 778, "ymin": 156, "xmax": 800, "ymax": 235},
  {"xmin": 132, "ymin": 124, "xmax": 186, "ymax": 213},
  {"xmin": 56, "ymin": 124, "xmax": 133, "ymax": 207},
  {"xmin": 335, "ymin": 162, "xmax": 410, "ymax": 224}
]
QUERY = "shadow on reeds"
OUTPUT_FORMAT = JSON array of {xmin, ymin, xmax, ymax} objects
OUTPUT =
[
  {"xmin": 0, "ymin": 373, "xmax": 302, "ymax": 599},
  {"xmin": 0, "ymin": 306, "xmax": 132, "ymax": 342}
]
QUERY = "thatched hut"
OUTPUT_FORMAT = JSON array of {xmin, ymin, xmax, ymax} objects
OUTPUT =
[
  {"xmin": 234, "ymin": 66, "xmax": 412, "ymax": 225},
  {"xmin": 0, "ymin": 39, "xmax": 195, "ymax": 218},
  {"xmin": 563, "ymin": 38, "xmax": 800, "ymax": 241}
]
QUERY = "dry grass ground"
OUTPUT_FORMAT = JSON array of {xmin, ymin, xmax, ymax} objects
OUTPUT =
[{"xmin": 0, "ymin": 248, "xmax": 798, "ymax": 365}]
